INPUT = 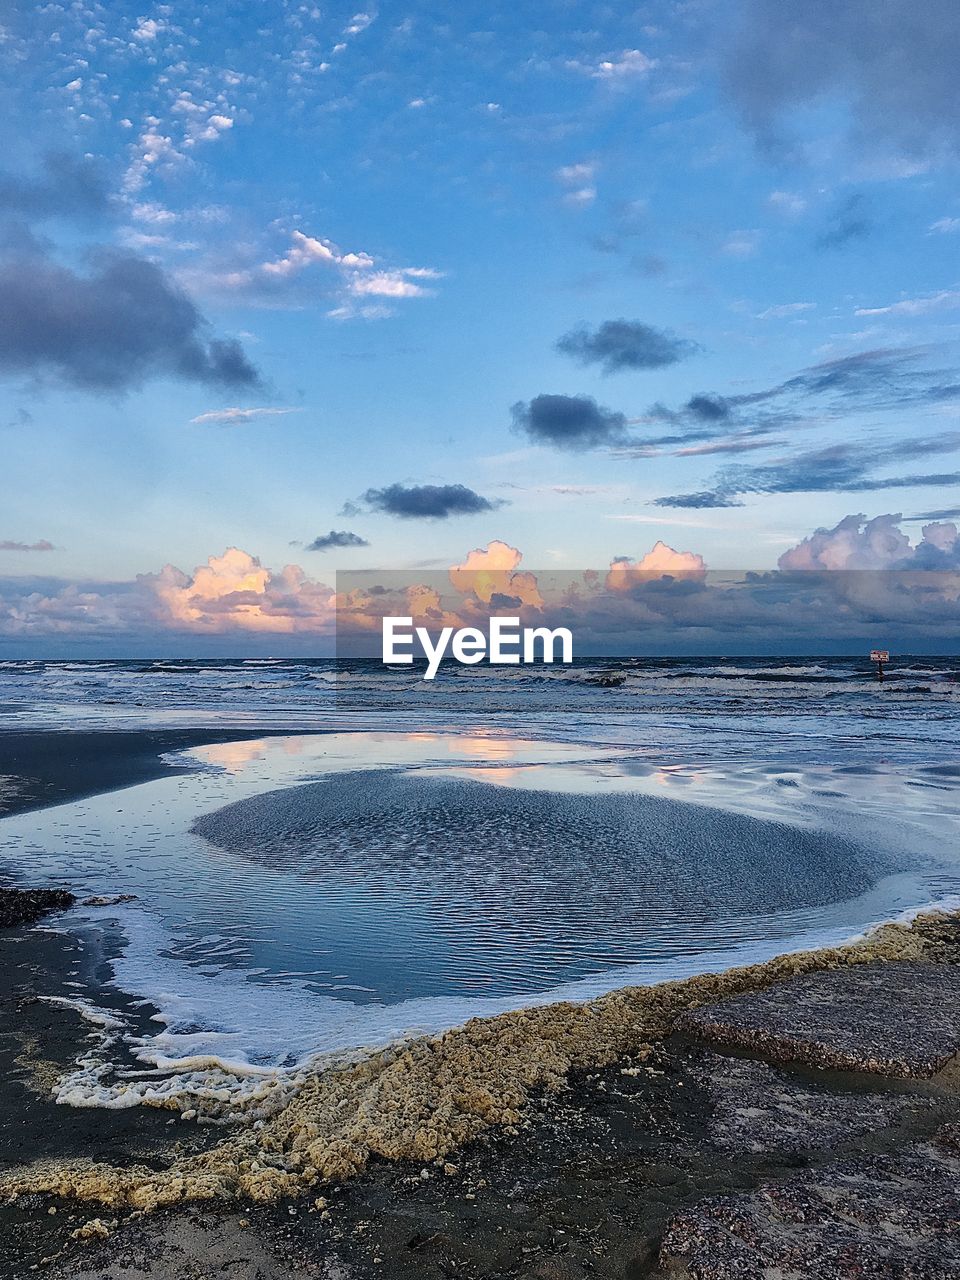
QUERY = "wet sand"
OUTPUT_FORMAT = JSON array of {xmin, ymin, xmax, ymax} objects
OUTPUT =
[
  {"xmin": 0, "ymin": 728, "xmax": 290, "ymax": 819},
  {"xmin": 0, "ymin": 903, "xmax": 957, "ymax": 1277}
]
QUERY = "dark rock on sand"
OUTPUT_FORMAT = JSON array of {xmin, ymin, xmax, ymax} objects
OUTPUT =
[
  {"xmin": 679, "ymin": 960, "xmax": 960, "ymax": 1077},
  {"xmin": 699, "ymin": 1050, "xmax": 947, "ymax": 1155},
  {"xmin": 659, "ymin": 1134, "xmax": 960, "ymax": 1279},
  {"xmin": 0, "ymin": 888, "xmax": 75, "ymax": 929}
]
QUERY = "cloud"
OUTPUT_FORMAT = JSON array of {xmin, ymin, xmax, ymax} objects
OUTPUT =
[
  {"xmin": 556, "ymin": 320, "xmax": 700, "ymax": 374},
  {"xmin": 720, "ymin": 229, "xmax": 760, "ymax": 258},
  {"xmin": 652, "ymin": 491, "xmax": 745, "ymax": 510},
  {"xmin": 511, "ymin": 394, "xmax": 629, "ymax": 450},
  {"xmin": 0, "ymin": 245, "xmax": 260, "ymax": 392},
  {"xmin": 3, "ymin": 533, "xmax": 959, "ymax": 651},
  {"xmin": 343, "ymin": 12, "xmax": 375, "ymax": 36},
  {"xmin": 0, "ymin": 539, "xmax": 54, "ymax": 552},
  {"xmin": 930, "ymin": 218, "xmax": 960, "ymax": 234},
  {"xmin": 779, "ymin": 513, "xmax": 960, "ymax": 570},
  {"xmin": 607, "ymin": 542, "xmax": 706, "ymax": 590},
  {"xmin": 767, "ymin": 190, "xmax": 807, "ymax": 217},
  {"xmin": 449, "ymin": 541, "xmax": 542, "ymax": 607},
  {"xmin": 555, "ymin": 163, "xmax": 596, "ymax": 186},
  {"xmin": 361, "ymin": 483, "xmax": 504, "ymax": 519},
  {"xmin": 568, "ymin": 50, "xmax": 657, "ymax": 80},
  {"xmin": 190, "ymin": 407, "xmax": 296, "ymax": 426},
  {"xmin": 855, "ymin": 289, "xmax": 960, "ymax": 318},
  {"xmin": 306, "ymin": 530, "xmax": 370, "ymax": 551},
  {"xmin": 0, "ymin": 153, "xmax": 110, "ymax": 219},
  {"xmin": 196, "ymin": 227, "xmax": 440, "ymax": 315},
  {"xmin": 907, "ymin": 507, "xmax": 960, "ymax": 522},
  {"xmin": 814, "ymin": 195, "xmax": 871, "ymax": 250},
  {"xmin": 654, "ymin": 433, "xmax": 960, "ymax": 508},
  {"xmin": 0, "ymin": 549, "xmax": 336, "ymax": 640},
  {"xmin": 143, "ymin": 548, "xmax": 335, "ymax": 633},
  {"xmin": 722, "ymin": 0, "xmax": 960, "ymax": 159},
  {"xmin": 756, "ymin": 302, "xmax": 815, "ymax": 320}
]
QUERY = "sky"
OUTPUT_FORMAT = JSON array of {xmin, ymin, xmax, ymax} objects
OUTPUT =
[{"xmin": 0, "ymin": 0, "xmax": 959, "ymax": 653}]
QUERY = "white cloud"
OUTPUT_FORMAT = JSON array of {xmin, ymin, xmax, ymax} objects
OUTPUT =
[
  {"xmin": 343, "ymin": 12, "xmax": 375, "ymax": 35},
  {"xmin": 721, "ymin": 229, "xmax": 761, "ymax": 258},
  {"xmin": 562, "ymin": 187, "xmax": 597, "ymax": 208},
  {"xmin": 756, "ymin": 301, "xmax": 816, "ymax": 319},
  {"xmin": 131, "ymin": 201, "xmax": 176, "ymax": 225},
  {"xmin": 569, "ymin": 49, "xmax": 657, "ymax": 80},
  {"xmin": 132, "ymin": 17, "xmax": 167, "ymax": 42},
  {"xmin": 855, "ymin": 289, "xmax": 960, "ymax": 317},
  {"xmin": 350, "ymin": 270, "xmax": 430, "ymax": 298},
  {"xmin": 190, "ymin": 407, "xmax": 299, "ymax": 426},
  {"xmin": 929, "ymin": 217, "xmax": 960, "ymax": 234},
  {"xmin": 555, "ymin": 162, "xmax": 595, "ymax": 185},
  {"xmin": 767, "ymin": 190, "xmax": 807, "ymax": 216},
  {"xmin": 261, "ymin": 230, "xmax": 339, "ymax": 278}
]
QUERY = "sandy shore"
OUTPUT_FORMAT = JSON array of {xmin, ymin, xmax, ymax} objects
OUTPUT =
[
  {"xmin": 0, "ymin": 728, "xmax": 289, "ymax": 819},
  {"xmin": 1, "ymin": 731, "xmax": 958, "ymax": 1277}
]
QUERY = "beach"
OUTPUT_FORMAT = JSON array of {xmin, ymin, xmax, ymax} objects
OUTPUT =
[
  {"xmin": 0, "ymin": 668, "xmax": 958, "ymax": 1277},
  {"xmin": 0, "ymin": 857, "xmax": 959, "ymax": 1277}
]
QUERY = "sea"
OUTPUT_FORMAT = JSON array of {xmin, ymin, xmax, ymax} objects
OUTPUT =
[{"xmin": 0, "ymin": 655, "xmax": 957, "ymax": 1111}]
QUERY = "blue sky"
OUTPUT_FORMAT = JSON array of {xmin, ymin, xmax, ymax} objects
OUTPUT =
[{"xmin": 1, "ymin": 0, "xmax": 959, "ymax": 649}]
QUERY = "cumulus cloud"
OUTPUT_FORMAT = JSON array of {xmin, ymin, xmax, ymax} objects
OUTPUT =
[
  {"xmin": 0, "ymin": 245, "xmax": 260, "ymax": 392},
  {"xmin": 0, "ymin": 549, "xmax": 336, "ymax": 640},
  {"xmin": 556, "ymin": 320, "xmax": 700, "ymax": 374},
  {"xmin": 511, "ymin": 394, "xmax": 629, "ymax": 450},
  {"xmin": 0, "ymin": 539, "xmax": 55, "ymax": 552},
  {"xmin": 3, "ymin": 534, "xmax": 959, "ymax": 651},
  {"xmin": 143, "ymin": 548, "xmax": 335, "ymax": 633},
  {"xmin": 722, "ymin": 0, "xmax": 960, "ymax": 159},
  {"xmin": 607, "ymin": 542, "xmax": 706, "ymax": 590},
  {"xmin": 779, "ymin": 514, "xmax": 960, "ymax": 570},
  {"xmin": 361, "ymin": 483, "xmax": 504, "ymax": 519},
  {"xmin": 306, "ymin": 530, "xmax": 370, "ymax": 551},
  {"xmin": 449, "ymin": 540, "xmax": 543, "ymax": 607},
  {"xmin": 195, "ymin": 227, "xmax": 440, "ymax": 315}
]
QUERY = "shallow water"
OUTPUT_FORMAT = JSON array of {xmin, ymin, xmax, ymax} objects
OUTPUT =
[{"xmin": 1, "ymin": 729, "xmax": 958, "ymax": 1089}]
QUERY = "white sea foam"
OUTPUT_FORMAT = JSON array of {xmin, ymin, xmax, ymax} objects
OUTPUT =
[{"xmin": 39, "ymin": 887, "xmax": 960, "ymax": 1116}]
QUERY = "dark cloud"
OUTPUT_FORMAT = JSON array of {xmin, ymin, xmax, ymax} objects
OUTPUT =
[
  {"xmin": 306, "ymin": 530, "xmax": 370, "ymax": 551},
  {"xmin": 511, "ymin": 394, "xmax": 629, "ymax": 450},
  {"xmin": 515, "ymin": 349, "xmax": 960, "ymax": 461},
  {"xmin": 0, "ymin": 246, "xmax": 260, "ymax": 392},
  {"xmin": 652, "ymin": 491, "xmax": 745, "ymax": 510},
  {"xmin": 814, "ymin": 195, "xmax": 872, "ymax": 251},
  {"xmin": 722, "ymin": 0, "xmax": 960, "ymax": 158},
  {"xmin": 556, "ymin": 320, "xmax": 700, "ymax": 374},
  {"xmin": 842, "ymin": 471, "xmax": 960, "ymax": 491},
  {"xmin": 0, "ymin": 539, "xmax": 54, "ymax": 552},
  {"xmin": 654, "ymin": 434, "xmax": 960, "ymax": 507},
  {"xmin": 362, "ymin": 483, "xmax": 504, "ymax": 519},
  {"xmin": 686, "ymin": 394, "xmax": 730, "ymax": 421},
  {"xmin": 0, "ymin": 153, "xmax": 111, "ymax": 219},
  {"xmin": 906, "ymin": 507, "xmax": 960, "ymax": 521}
]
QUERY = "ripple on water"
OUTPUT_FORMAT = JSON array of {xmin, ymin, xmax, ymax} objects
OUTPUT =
[{"xmin": 189, "ymin": 770, "xmax": 897, "ymax": 1000}]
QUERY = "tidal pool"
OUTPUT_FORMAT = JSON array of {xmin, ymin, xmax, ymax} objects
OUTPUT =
[{"xmin": 1, "ymin": 730, "xmax": 957, "ymax": 1084}]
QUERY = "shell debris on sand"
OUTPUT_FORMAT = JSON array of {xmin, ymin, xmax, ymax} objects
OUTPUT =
[{"xmin": 0, "ymin": 909, "xmax": 957, "ymax": 1213}]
